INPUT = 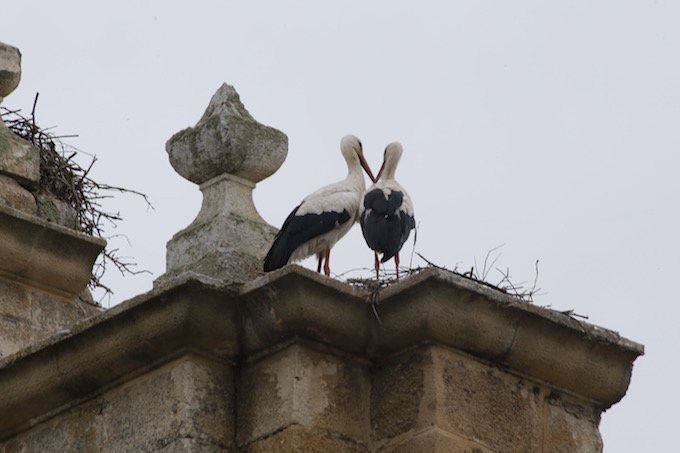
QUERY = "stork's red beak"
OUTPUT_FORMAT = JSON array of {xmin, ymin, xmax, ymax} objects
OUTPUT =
[
  {"xmin": 375, "ymin": 160, "xmax": 386, "ymax": 182},
  {"xmin": 358, "ymin": 152, "xmax": 376, "ymax": 183}
]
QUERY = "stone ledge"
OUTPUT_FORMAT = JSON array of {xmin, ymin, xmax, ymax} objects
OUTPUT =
[
  {"xmin": 0, "ymin": 204, "xmax": 105, "ymax": 297},
  {"xmin": 240, "ymin": 266, "xmax": 372, "ymax": 356},
  {"xmin": 0, "ymin": 265, "xmax": 643, "ymax": 439},
  {"xmin": 371, "ymin": 268, "xmax": 643, "ymax": 407},
  {"xmin": 377, "ymin": 268, "xmax": 642, "ymax": 353},
  {"xmin": 242, "ymin": 265, "xmax": 642, "ymax": 407}
]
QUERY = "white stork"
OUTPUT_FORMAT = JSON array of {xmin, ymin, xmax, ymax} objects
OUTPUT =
[
  {"xmin": 360, "ymin": 142, "xmax": 415, "ymax": 279},
  {"xmin": 264, "ymin": 135, "xmax": 376, "ymax": 276}
]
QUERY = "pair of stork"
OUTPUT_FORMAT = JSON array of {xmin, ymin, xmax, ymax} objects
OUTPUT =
[{"xmin": 263, "ymin": 135, "xmax": 415, "ymax": 279}]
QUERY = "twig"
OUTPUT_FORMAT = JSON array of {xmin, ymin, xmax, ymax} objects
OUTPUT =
[
  {"xmin": 409, "ymin": 221, "xmax": 419, "ymax": 270},
  {"xmin": 560, "ymin": 309, "xmax": 589, "ymax": 320},
  {"xmin": 481, "ymin": 243, "xmax": 505, "ymax": 280},
  {"xmin": 415, "ymin": 252, "xmax": 448, "ymax": 271}
]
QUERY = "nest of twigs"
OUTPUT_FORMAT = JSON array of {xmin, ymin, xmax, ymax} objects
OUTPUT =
[
  {"xmin": 337, "ymin": 240, "xmax": 587, "ymax": 321},
  {"xmin": 1, "ymin": 94, "xmax": 151, "ymax": 297}
]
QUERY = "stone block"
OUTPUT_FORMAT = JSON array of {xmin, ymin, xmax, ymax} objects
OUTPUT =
[
  {"xmin": 35, "ymin": 191, "xmax": 78, "ymax": 229},
  {"xmin": 382, "ymin": 427, "xmax": 494, "ymax": 453},
  {"xmin": 544, "ymin": 396, "xmax": 603, "ymax": 452},
  {"xmin": 0, "ymin": 278, "xmax": 100, "ymax": 357},
  {"xmin": 5, "ymin": 354, "xmax": 234, "ymax": 451},
  {"xmin": 0, "ymin": 175, "xmax": 36, "ymax": 214},
  {"xmin": 0, "ymin": 279, "xmax": 30, "ymax": 359},
  {"xmin": 238, "ymin": 343, "xmax": 370, "ymax": 448},
  {"xmin": 28, "ymin": 287, "xmax": 99, "ymax": 337},
  {"xmin": 2, "ymin": 401, "xmax": 99, "ymax": 453},
  {"xmin": 158, "ymin": 437, "xmax": 235, "ymax": 452},
  {"xmin": 370, "ymin": 347, "xmax": 434, "ymax": 445},
  {"xmin": 0, "ymin": 122, "xmax": 40, "ymax": 187},
  {"xmin": 244, "ymin": 425, "xmax": 368, "ymax": 453},
  {"xmin": 99, "ymin": 355, "xmax": 234, "ymax": 450},
  {"xmin": 0, "ymin": 318, "xmax": 33, "ymax": 361},
  {"xmin": 164, "ymin": 190, "xmax": 278, "ymax": 283},
  {"xmin": 436, "ymin": 346, "xmax": 544, "ymax": 451},
  {"xmin": 371, "ymin": 346, "xmax": 545, "ymax": 452},
  {"xmin": 0, "ymin": 278, "xmax": 28, "ymax": 321},
  {"xmin": 0, "ymin": 41, "xmax": 21, "ymax": 101}
]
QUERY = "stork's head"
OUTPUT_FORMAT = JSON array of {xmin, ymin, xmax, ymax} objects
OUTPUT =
[
  {"xmin": 376, "ymin": 142, "xmax": 403, "ymax": 181},
  {"xmin": 340, "ymin": 134, "xmax": 376, "ymax": 182}
]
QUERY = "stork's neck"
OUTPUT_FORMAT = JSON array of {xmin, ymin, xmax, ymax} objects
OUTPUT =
[
  {"xmin": 380, "ymin": 159, "xmax": 398, "ymax": 181},
  {"xmin": 346, "ymin": 160, "xmax": 367, "ymax": 189}
]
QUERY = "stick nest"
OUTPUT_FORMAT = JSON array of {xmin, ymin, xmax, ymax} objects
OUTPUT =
[{"xmin": 1, "ymin": 94, "xmax": 152, "ymax": 298}]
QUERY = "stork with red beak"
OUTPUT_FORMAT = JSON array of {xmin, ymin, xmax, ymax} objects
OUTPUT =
[
  {"xmin": 264, "ymin": 135, "xmax": 375, "ymax": 276},
  {"xmin": 360, "ymin": 142, "xmax": 416, "ymax": 279}
]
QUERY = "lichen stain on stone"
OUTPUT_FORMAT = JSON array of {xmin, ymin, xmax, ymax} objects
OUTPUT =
[
  {"xmin": 371, "ymin": 349, "xmax": 426, "ymax": 440},
  {"xmin": 239, "ymin": 365, "xmax": 286, "ymax": 440},
  {"xmin": 442, "ymin": 353, "xmax": 543, "ymax": 451},
  {"xmin": 290, "ymin": 349, "xmax": 335, "ymax": 423}
]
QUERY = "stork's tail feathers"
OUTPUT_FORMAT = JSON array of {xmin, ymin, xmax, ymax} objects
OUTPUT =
[
  {"xmin": 263, "ymin": 236, "xmax": 293, "ymax": 272},
  {"xmin": 380, "ymin": 251, "xmax": 397, "ymax": 263}
]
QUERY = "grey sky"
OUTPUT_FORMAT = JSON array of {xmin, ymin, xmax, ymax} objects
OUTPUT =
[{"xmin": 4, "ymin": 1, "xmax": 678, "ymax": 450}]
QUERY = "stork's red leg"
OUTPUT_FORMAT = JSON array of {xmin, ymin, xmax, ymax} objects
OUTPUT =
[
  {"xmin": 323, "ymin": 248, "xmax": 331, "ymax": 276},
  {"xmin": 395, "ymin": 252, "xmax": 400, "ymax": 280},
  {"xmin": 374, "ymin": 252, "xmax": 380, "ymax": 279},
  {"xmin": 317, "ymin": 254, "xmax": 323, "ymax": 273}
]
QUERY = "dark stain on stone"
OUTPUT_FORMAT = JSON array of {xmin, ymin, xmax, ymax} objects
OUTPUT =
[{"xmin": 370, "ymin": 348, "xmax": 426, "ymax": 441}]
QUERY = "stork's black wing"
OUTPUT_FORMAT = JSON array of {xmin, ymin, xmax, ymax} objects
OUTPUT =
[
  {"xmin": 360, "ymin": 189, "xmax": 415, "ymax": 262},
  {"xmin": 263, "ymin": 204, "xmax": 351, "ymax": 272}
]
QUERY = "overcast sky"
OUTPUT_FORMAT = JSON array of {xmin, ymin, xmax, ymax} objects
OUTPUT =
[{"xmin": 4, "ymin": 1, "xmax": 679, "ymax": 450}]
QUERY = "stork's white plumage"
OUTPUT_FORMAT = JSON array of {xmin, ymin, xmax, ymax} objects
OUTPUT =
[
  {"xmin": 264, "ymin": 135, "xmax": 375, "ymax": 276},
  {"xmin": 360, "ymin": 142, "xmax": 415, "ymax": 279}
]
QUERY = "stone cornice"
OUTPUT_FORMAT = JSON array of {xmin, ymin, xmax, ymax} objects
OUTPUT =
[
  {"xmin": 0, "ymin": 205, "xmax": 105, "ymax": 297},
  {"xmin": 0, "ymin": 266, "xmax": 643, "ymax": 439}
]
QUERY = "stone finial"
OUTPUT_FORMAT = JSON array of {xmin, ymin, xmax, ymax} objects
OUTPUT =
[
  {"xmin": 0, "ymin": 42, "xmax": 21, "ymax": 105},
  {"xmin": 158, "ymin": 84, "xmax": 288, "ymax": 286},
  {"xmin": 167, "ymin": 84, "xmax": 287, "ymax": 185}
]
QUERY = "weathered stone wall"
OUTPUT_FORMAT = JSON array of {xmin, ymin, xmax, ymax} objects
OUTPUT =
[
  {"xmin": 239, "ymin": 343, "xmax": 371, "ymax": 451},
  {"xmin": 0, "ymin": 340, "xmax": 605, "ymax": 452},
  {"xmin": 0, "ymin": 278, "xmax": 99, "ymax": 358},
  {"xmin": 0, "ymin": 265, "xmax": 637, "ymax": 452},
  {"xmin": 2, "ymin": 354, "xmax": 233, "ymax": 452},
  {"xmin": 371, "ymin": 345, "xmax": 602, "ymax": 452}
]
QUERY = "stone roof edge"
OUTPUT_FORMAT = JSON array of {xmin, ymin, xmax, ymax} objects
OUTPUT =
[
  {"xmin": 243, "ymin": 265, "xmax": 644, "ymax": 356},
  {"xmin": 0, "ymin": 204, "xmax": 106, "ymax": 247},
  {"xmin": 0, "ymin": 271, "xmax": 227, "ymax": 371},
  {"xmin": 0, "ymin": 204, "xmax": 107, "ymax": 297},
  {"xmin": 0, "ymin": 265, "xmax": 644, "ymax": 437},
  {"xmin": 378, "ymin": 267, "xmax": 644, "ymax": 356},
  {"xmin": 0, "ymin": 272, "xmax": 235, "ymax": 439}
]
